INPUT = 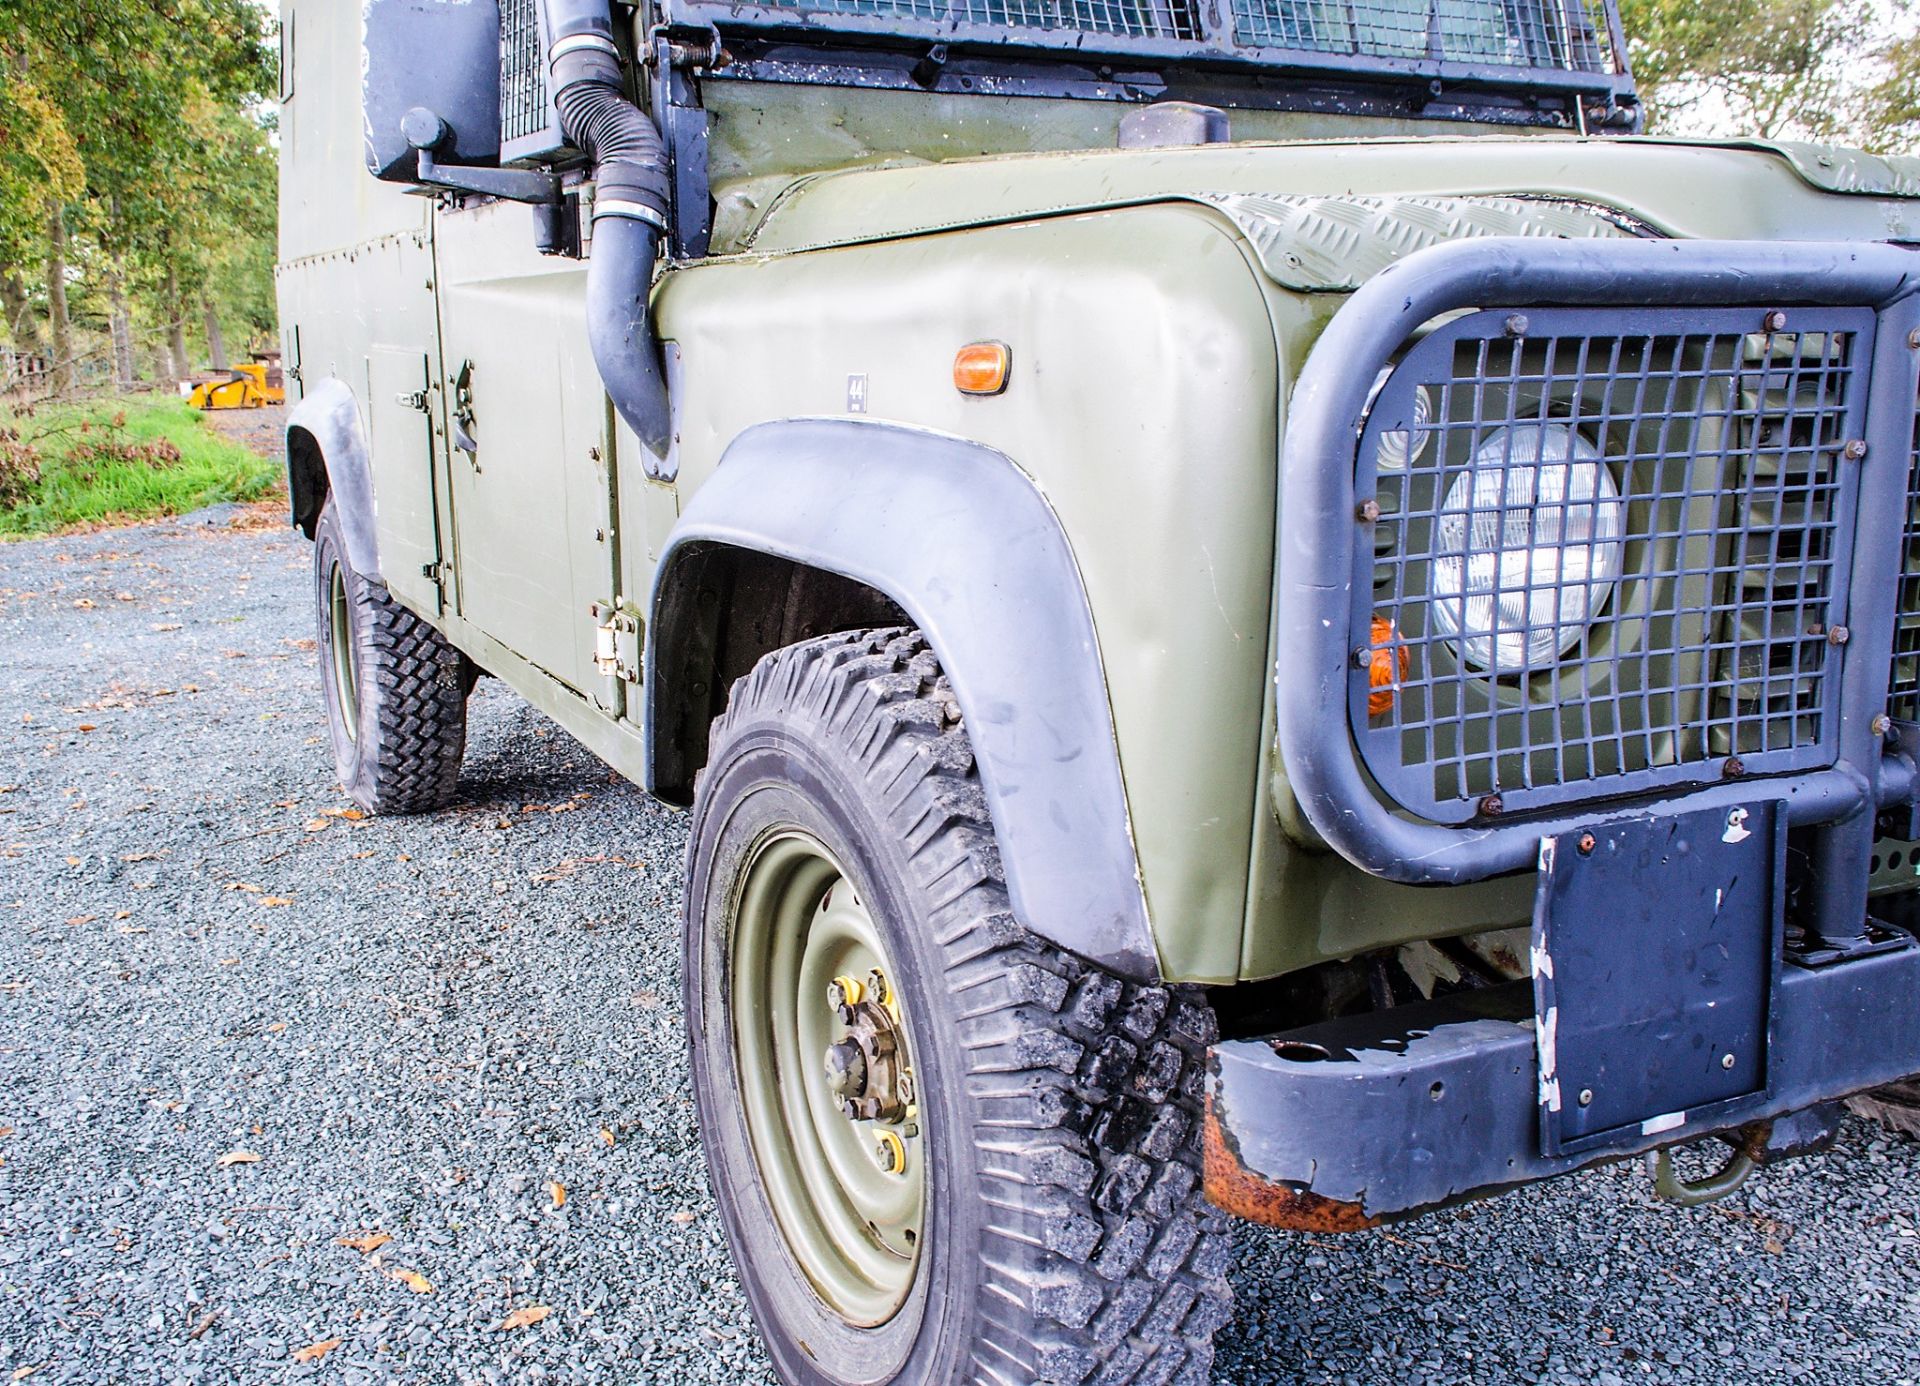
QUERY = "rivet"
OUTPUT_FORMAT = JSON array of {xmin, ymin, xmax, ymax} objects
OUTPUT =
[
  {"xmin": 1721, "ymin": 1053, "xmax": 1737, "ymax": 1070},
  {"xmin": 1576, "ymin": 832, "xmax": 1597, "ymax": 856},
  {"xmin": 1504, "ymin": 313, "xmax": 1530, "ymax": 338},
  {"xmin": 1829, "ymin": 625, "xmax": 1851, "ymax": 647},
  {"xmin": 1763, "ymin": 309, "xmax": 1789, "ymax": 333},
  {"xmin": 1356, "ymin": 499, "xmax": 1382, "ymax": 523},
  {"xmin": 1578, "ymin": 1088, "xmax": 1594, "ymax": 1107},
  {"xmin": 1843, "ymin": 439, "xmax": 1868, "ymax": 461}
]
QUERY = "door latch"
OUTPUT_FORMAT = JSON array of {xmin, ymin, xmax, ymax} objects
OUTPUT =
[
  {"xmin": 451, "ymin": 358, "xmax": 478, "ymax": 456},
  {"xmin": 591, "ymin": 601, "xmax": 644, "ymax": 685},
  {"xmin": 395, "ymin": 389, "xmax": 429, "ymax": 413}
]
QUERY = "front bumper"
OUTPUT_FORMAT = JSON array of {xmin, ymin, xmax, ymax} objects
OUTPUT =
[{"xmin": 1205, "ymin": 937, "xmax": 1920, "ymax": 1227}]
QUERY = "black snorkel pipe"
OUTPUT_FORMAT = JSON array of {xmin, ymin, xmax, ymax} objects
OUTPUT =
[{"xmin": 544, "ymin": 1, "xmax": 674, "ymax": 458}]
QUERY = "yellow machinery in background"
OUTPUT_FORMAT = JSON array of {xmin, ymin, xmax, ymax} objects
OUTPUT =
[{"xmin": 186, "ymin": 357, "xmax": 285, "ymax": 410}]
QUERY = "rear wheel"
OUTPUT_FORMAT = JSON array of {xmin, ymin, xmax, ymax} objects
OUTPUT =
[
  {"xmin": 313, "ymin": 499, "xmax": 469, "ymax": 813},
  {"xmin": 685, "ymin": 628, "xmax": 1232, "ymax": 1386}
]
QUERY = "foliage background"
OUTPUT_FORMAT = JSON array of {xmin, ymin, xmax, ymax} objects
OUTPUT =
[{"xmin": 0, "ymin": 0, "xmax": 1914, "ymax": 398}]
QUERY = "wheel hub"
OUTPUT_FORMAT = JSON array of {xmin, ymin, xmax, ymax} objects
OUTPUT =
[
  {"xmin": 825, "ymin": 975, "xmax": 911, "ymax": 1125},
  {"xmin": 730, "ymin": 833, "xmax": 926, "ymax": 1327}
]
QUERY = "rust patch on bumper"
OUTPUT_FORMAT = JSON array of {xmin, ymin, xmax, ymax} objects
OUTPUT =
[{"xmin": 1202, "ymin": 1095, "xmax": 1379, "ymax": 1232}]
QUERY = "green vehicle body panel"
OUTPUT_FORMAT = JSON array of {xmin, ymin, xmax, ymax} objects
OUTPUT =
[{"xmin": 276, "ymin": 0, "xmax": 1920, "ymax": 985}]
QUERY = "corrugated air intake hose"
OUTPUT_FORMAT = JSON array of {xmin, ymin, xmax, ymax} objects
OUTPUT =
[{"xmin": 545, "ymin": 0, "xmax": 674, "ymax": 457}]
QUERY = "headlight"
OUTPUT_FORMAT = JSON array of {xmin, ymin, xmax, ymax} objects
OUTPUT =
[{"xmin": 1431, "ymin": 423, "xmax": 1625, "ymax": 674}]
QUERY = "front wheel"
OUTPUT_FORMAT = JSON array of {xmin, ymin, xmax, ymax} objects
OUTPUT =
[
  {"xmin": 313, "ymin": 499, "xmax": 470, "ymax": 813},
  {"xmin": 685, "ymin": 629, "xmax": 1232, "ymax": 1386}
]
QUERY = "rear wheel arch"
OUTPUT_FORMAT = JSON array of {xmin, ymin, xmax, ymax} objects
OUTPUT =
[{"xmin": 284, "ymin": 378, "xmax": 381, "ymax": 580}]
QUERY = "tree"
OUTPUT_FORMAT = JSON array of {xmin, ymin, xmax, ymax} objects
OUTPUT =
[
  {"xmin": 1619, "ymin": 0, "xmax": 1918, "ymax": 148},
  {"xmin": 0, "ymin": 0, "xmax": 273, "ymax": 391}
]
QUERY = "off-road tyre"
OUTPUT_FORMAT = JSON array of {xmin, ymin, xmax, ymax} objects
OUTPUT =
[
  {"xmin": 1847, "ymin": 1081, "xmax": 1920, "ymax": 1139},
  {"xmin": 313, "ymin": 499, "xmax": 469, "ymax": 814},
  {"xmin": 685, "ymin": 627, "xmax": 1233, "ymax": 1386}
]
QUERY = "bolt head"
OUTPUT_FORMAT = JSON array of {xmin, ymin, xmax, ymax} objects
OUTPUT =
[
  {"xmin": 1909, "ymin": 327, "xmax": 1920, "ymax": 350},
  {"xmin": 1829, "ymin": 625, "xmax": 1851, "ymax": 647},
  {"xmin": 1504, "ymin": 313, "xmax": 1530, "ymax": 338},
  {"xmin": 1723, "ymin": 757, "xmax": 1747, "ymax": 780},
  {"xmin": 1843, "ymin": 439, "xmax": 1869, "ymax": 461},
  {"xmin": 1576, "ymin": 832, "xmax": 1597, "ymax": 856},
  {"xmin": 1763, "ymin": 310, "xmax": 1789, "ymax": 333},
  {"xmin": 1578, "ymin": 1088, "xmax": 1594, "ymax": 1107},
  {"xmin": 1873, "ymin": 713, "xmax": 1894, "ymax": 738},
  {"xmin": 1721, "ymin": 1053, "xmax": 1737, "ymax": 1070},
  {"xmin": 1356, "ymin": 499, "xmax": 1382, "ymax": 523},
  {"xmin": 1478, "ymin": 793, "xmax": 1505, "ymax": 818}
]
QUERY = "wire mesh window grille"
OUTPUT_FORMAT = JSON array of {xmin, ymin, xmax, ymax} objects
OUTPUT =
[
  {"xmin": 1231, "ymin": 0, "xmax": 1611, "ymax": 71},
  {"xmin": 1891, "ymin": 383, "xmax": 1920, "ymax": 725},
  {"xmin": 1356, "ymin": 308, "xmax": 1871, "ymax": 821},
  {"xmin": 500, "ymin": 0, "xmax": 551, "ymax": 146},
  {"xmin": 747, "ymin": 0, "xmax": 1202, "ymax": 38}
]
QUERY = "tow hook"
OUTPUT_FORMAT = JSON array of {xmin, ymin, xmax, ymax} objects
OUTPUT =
[{"xmin": 1649, "ymin": 1145, "xmax": 1756, "ymax": 1207}]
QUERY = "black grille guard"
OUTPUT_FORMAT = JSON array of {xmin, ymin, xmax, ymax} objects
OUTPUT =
[{"xmin": 1275, "ymin": 237, "xmax": 1920, "ymax": 891}]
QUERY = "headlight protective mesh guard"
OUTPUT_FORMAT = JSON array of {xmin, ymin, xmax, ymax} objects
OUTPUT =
[{"xmin": 1275, "ymin": 237, "xmax": 1920, "ymax": 882}]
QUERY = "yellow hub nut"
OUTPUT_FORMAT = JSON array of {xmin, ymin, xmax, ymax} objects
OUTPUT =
[{"xmin": 873, "ymin": 1129, "xmax": 908, "ymax": 1176}]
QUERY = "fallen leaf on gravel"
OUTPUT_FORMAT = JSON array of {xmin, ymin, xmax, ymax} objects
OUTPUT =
[
  {"xmin": 221, "ymin": 650, "xmax": 246, "ymax": 660},
  {"xmin": 216, "ymin": 1150, "xmax": 260, "ymax": 1167},
  {"xmin": 291, "ymin": 1337, "xmax": 341, "ymax": 1363},
  {"xmin": 258, "ymin": 897, "xmax": 293, "ymax": 908},
  {"xmin": 73, "ymin": 598, "xmax": 95, "ymax": 609},
  {"xmin": 501, "ymin": 1305, "xmax": 552, "ymax": 1331},
  {"xmin": 547, "ymin": 1181, "xmax": 566, "ymax": 1209},
  {"xmin": 120, "ymin": 850, "xmax": 166, "ymax": 862},
  {"xmin": 283, "ymin": 637, "xmax": 317, "ymax": 652},
  {"xmin": 186, "ymin": 1309, "xmax": 222, "ymax": 1341},
  {"xmin": 302, "ymin": 819, "xmax": 328, "ymax": 832},
  {"xmin": 65, "ymin": 914, "xmax": 95, "ymax": 926},
  {"xmin": 76, "ymin": 724, "xmax": 96, "ymax": 733},
  {"xmin": 0, "ymin": 786, "xmax": 15, "ymax": 794},
  {"xmin": 0, "ymin": 1127, "xmax": 12, "ymax": 1137},
  {"xmin": 118, "ymin": 926, "xmax": 147, "ymax": 935},
  {"xmin": 670, "ymin": 1210, "xmax": 696, "ymax": 1225},
  {"xmin": 12, "ymin": 1366, "xmax": 40, "ymax": 1381},
  {"xmin": 335, "ymin": 1231, "xmax": 392, "ymax": 1254},
  {"xmin": 391, "ymin": 1268, "xmax": 432, "ymax": 1294},
  {"xmin": 115, "ymin": 592, "xmax": 134, "ymax": 602},
  {"xmin": 151, "ymin": 623, "xmax": 182, "ymax": 632},
  {"xmin": 225, "ymin": 882, "xmax": 262, "ymax": 894},
  {"xmin": 219, "ymin": 958, "xmax": 239, "ymax": 966},
  {"xmin": 322, "ymin": 807, "xmax": 367, "ymax": 821},
  {"xmin": 266, "ymin": 1022, "xmax": 286, "ymax": 1033},
  {"xmin": 65, "ymin": 855, "xmax": 80, "ymax": 866},
  {"xmin": 598, "ymin": 1128, "xmax": 615, "ymax": 1148}
]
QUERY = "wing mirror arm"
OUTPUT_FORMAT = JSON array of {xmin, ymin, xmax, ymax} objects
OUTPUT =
[{"xmin": 404, "ymin": 108, "xmax": 562, "ymax": 206}]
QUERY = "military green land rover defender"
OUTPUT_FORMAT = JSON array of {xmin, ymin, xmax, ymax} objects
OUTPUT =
[{"xmin": 277, "ymin": 0, "xmax": 1920, "ymax": 1379}]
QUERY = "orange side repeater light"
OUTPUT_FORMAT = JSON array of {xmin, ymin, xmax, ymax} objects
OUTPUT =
[
  {"xmin": 1368, "ymin": 616, "xmax": 1409, "ymax": 717},
  {"xmin": 953, "ymin": 341, "xmax": 1011, "ymax": 396}
]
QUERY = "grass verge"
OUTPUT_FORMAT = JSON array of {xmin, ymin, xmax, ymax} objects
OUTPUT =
[{"xmin": 0, "ymin": 394, "xmax": 279, "ymax": 538}]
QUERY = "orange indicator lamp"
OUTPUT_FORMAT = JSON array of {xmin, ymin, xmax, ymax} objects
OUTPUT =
[{"xmin": 953, "ymin": 341, "xmax": 1011, "ymax": 396}]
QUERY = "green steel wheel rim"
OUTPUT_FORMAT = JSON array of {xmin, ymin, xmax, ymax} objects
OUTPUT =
[
  {"xmin": 731, "ymin": 829, "xmax": 925, "ymax": 1328},
  {"xmin": 327, "ymin": 561, "xmax": 359, "ymax": 744}
]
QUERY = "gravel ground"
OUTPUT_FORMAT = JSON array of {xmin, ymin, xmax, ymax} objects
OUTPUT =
[{"xmin": 0, "ymin": 512, "xmax": 1917, "ymax": 1385}]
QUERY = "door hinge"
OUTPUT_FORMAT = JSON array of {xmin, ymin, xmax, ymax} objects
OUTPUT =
[{"xmin": 591, "ymin": 601, "xmax": 644, "ymax": 685}]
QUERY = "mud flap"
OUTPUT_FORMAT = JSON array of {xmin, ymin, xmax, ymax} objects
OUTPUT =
[{"xmin": 1533, "ymin": 802, "xmax": 1786, "ymax": 1157}]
